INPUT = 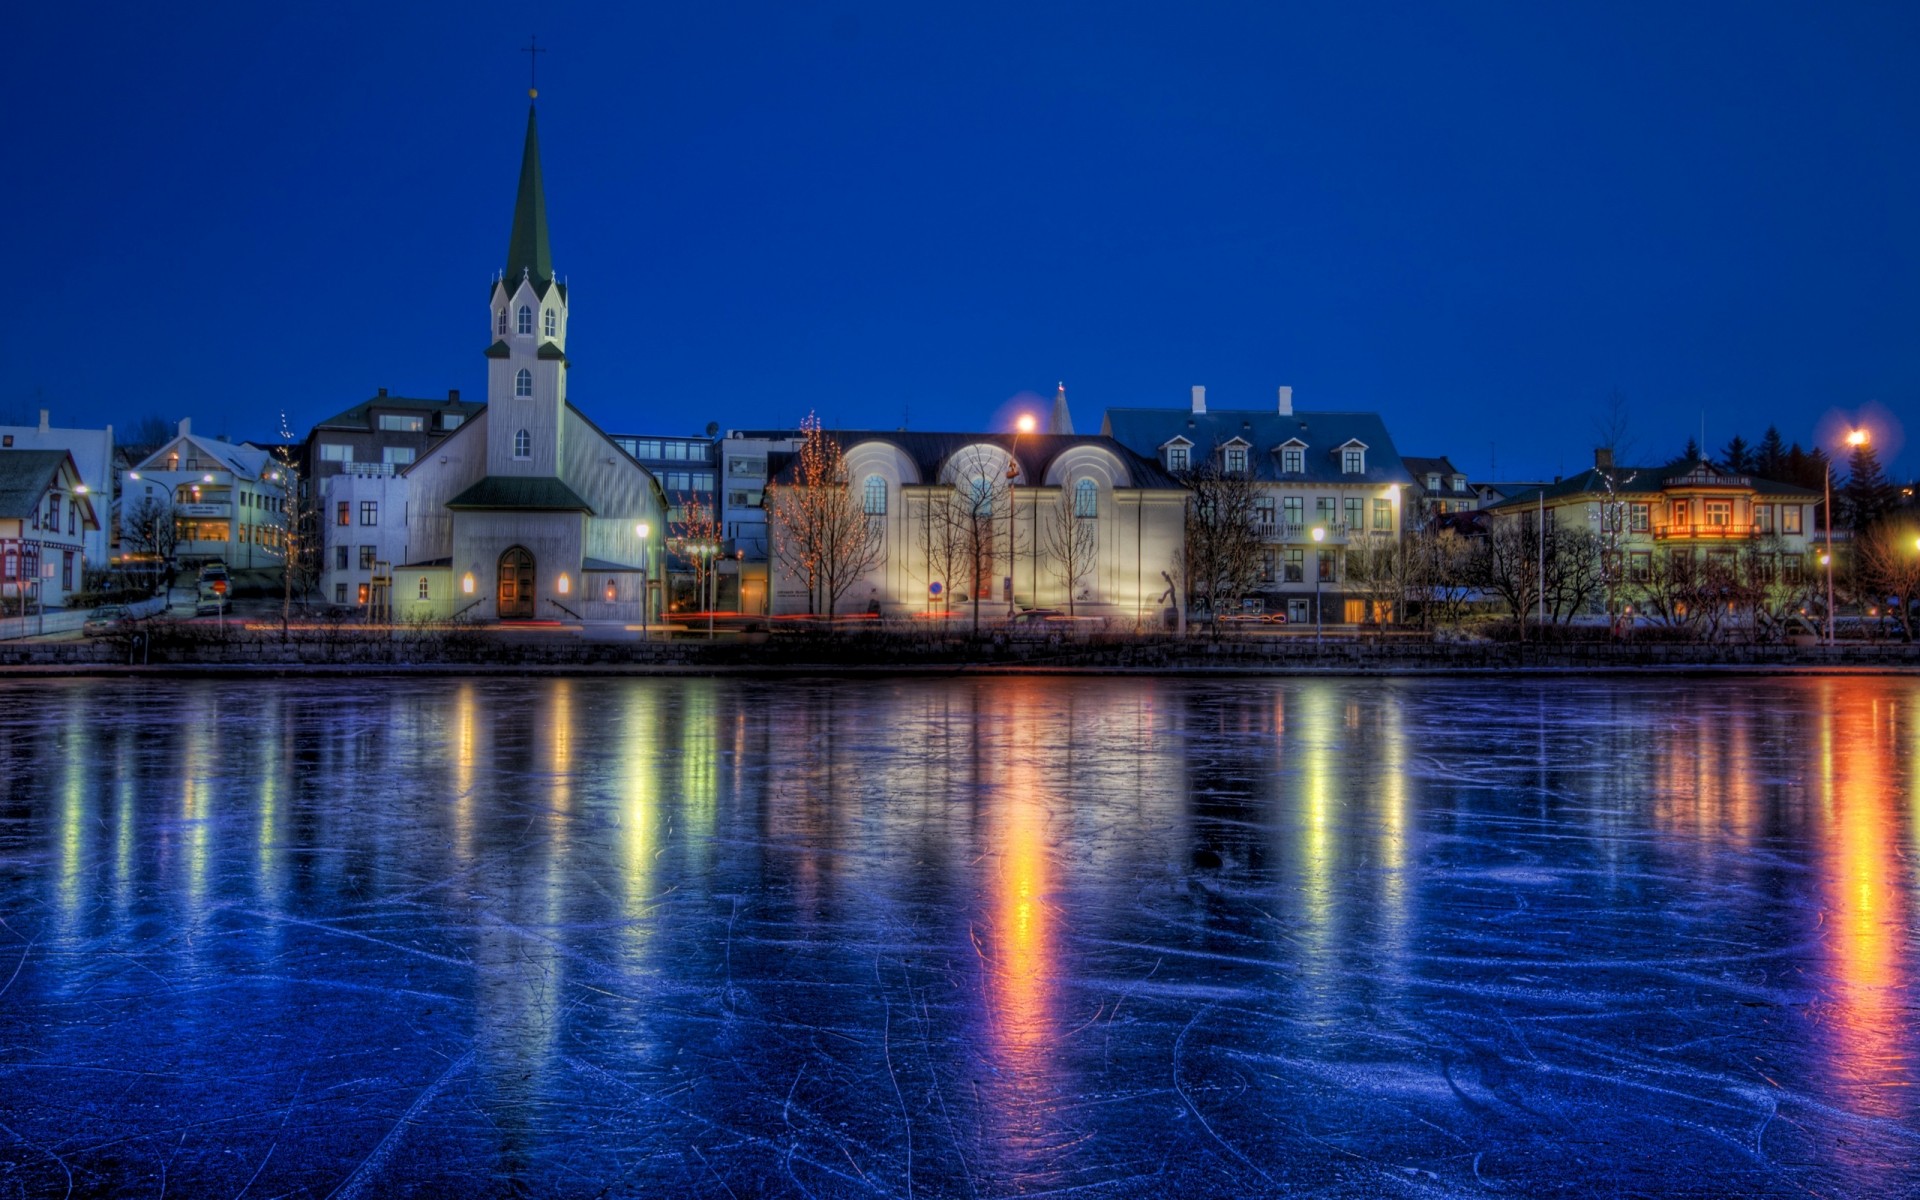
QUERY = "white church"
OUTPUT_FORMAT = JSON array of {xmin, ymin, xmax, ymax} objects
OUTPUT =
[{"xmin": 387, "ymin": 98, "xmax": 666, "ymax": 623}]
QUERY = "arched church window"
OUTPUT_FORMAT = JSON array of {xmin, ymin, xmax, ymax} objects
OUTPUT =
[
  {"xmin": 863, "ymin": 475, "xmax": 887, "ymax": 515},
  {"xmin": 543, "ymin": 308, "xmax": 556, "ymax": 338},
  {"xmin": 417, "ymin": 577, "xmax": 430, "ymax": 600},
  {"xmin": 514, "ymin": 429, "xmax": 531, "ymax": 459},
  {"xmin": 517, "ymin": 305, "xmax": 533, "ymax": 335},
  {"xmin": 496, "ymin": 309, "xmax": 507, "ymax": 336},
  {"xmin": 514, "ymin": 368, "xmax": 532, "ymax": 397},
  {"xmin": 1074, "ymin": 478, "xmax": 1098, "ymax": 518}
]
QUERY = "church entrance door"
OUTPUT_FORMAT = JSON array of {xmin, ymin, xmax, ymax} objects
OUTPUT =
[{"xmin": 498, "ymin": 547, "xmax": 535, "ymax": 619}]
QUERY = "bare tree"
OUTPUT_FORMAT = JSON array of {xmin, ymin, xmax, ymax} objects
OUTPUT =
[
  {"xmin": 1041, "ymin": 491, "xmax": 1098, "ymax": 616},
  {"xmin": 669, "ymin": 491, "xmax": 726, "ymax": 614},
  {"xmin": 120, "ymin": 494, "xmax": 179, "ymax": 592},
  {"xmin": 1177, "ymin": 462, "xmax": 1264, "ymax": 634},
  {"xmin": 1474, "ymin": 519, "xmax": 1545, "ymax": 638},
  {"xmin": 1545, "ymin": 528, "xmax": 1605, "ymax": 624},
  {"xmin": 939, "ymin": 444, "xmax": 1017, "ymax": 634},
  {"xmin": 271, "ymin": 430, "xmax": 319, "ymax": 626},
  {"xmin": 1342, "ymin": 532, "xmax": 1403, "ymax": 624},
  {"xmin": 764, "ymin": 414, "xmax": 886, "ymax": 620},
  {"xmin": 1857, "ymin": 521, "xmax": 1920, "ymax": 641},
  {"xmin": 915, "ymin": 486, "xmax": 970, "ymax": 620}
]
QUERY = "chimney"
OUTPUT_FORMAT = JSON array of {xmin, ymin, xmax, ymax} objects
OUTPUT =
[
  {"xmin": 378, "ymin": 387, "xmax": 388, "ymax": 398},
  {"xmin": 178, "ymin": 418, "xmax": 191, "ymax": 437},
  {"xmin": 38, "ymin": 409, "xmax": 50, "ymax": 431},
  {"xmin": 1595, "ymin": 447, "xmax": 1614, "ymax": 472},
  {"xmin": 448, "ymin": 388, "xmax": 460, "ymax": 402},
  {"xmin": 1277, "ymin": 385, "xmax": 1293, "ymax": 416},
  {"xmin": 1190, "ymin": 385, "xmax": 1206, "ymax": 414}
]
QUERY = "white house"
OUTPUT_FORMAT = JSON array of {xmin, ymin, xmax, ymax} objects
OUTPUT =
[
  {"xmin": 0, "ymin": 450, "xmax": 100, "ymax": 608},
  {"xmin": 118, "ymin": 420, "xmax": 288, "ymax": 571},
  {"xmin": 0, "ymin": 411, "xmax": 115, "ymax": 570}
]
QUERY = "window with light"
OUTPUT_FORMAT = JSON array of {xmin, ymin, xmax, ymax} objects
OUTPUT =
[
  {"xmin": 1074, "ymin": 478, "xmax": 1099, "ymax": 518},
  {"xmin": 863, "ymin": 475, "xmax": 887, "ymax": 515}
]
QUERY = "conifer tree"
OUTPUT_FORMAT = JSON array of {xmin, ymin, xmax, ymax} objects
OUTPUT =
[
  {"xmin": 1841, "ymin": 438, "xmax": 1897, "ymax": 532},
  {"xmin": 1754, "ymin": 425, "xmax": 1788, "ymax": 481},
  {"xmin": 1719, "ymin": 434, "xmax": 1752, "ymax": 474}
]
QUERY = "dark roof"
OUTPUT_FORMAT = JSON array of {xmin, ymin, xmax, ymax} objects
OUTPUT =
[
  {"xmin": 311, "ymin": 394, "xmax": 485, "ymax": 432},
  {"xmin": 583, "ymin": 557, "xmax": 643, "ymax": 572},
  {"xmin": 447, "ymin": 475, "xmax": 593, "ymax": 513},
  {"xmin": 504, "ymin": 104, "xmax": 553, "ymax": 288},
  {"xmin": 399, "ymin": 557, "xmax": 452, "ymax": 569},
  {"xmin": 1402, "ymin": 456, "xmax": 1476, "ymax": 498},
  {"xmin": 537, "ymin": 341, "xmax": 567, "ymax": 361},
  {"xmin": 483, "ymin": 340, "xmax": 511, "ymax": 359},
  {"xmin": 0, "ymin": 450, "xmax": 73, "ymax": 519},
  {"xmin": 772, "ymin": 431, "xmax": 1184, "ymax": 490},
  {"xmin": 1490, "ymin": 460, "xmax": 1822, "ymax": 509},
  {"xmin": 1102, "ymin": 406, "xmax": 1414, "ymax": 486}
]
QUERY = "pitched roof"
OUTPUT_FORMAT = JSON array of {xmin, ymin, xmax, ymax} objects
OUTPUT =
[
  {"xmin": 447, "ymin": 475, "xmax": 593, "ymax": 512},
  {"xmin": 1102, "ymin": 406, "xmax": 1414, "ymax": 486},
  {"xmin": 133, "ymin": 432, "xmax": 275, "ymax": 480},
  {"xmin": 504, "ymin": 104, "xmax": 553, "ymax": 289},
  {"xmin": 772, "ymin": 430, "xmax": 1184, "ymax": 490},
  {"xmin": 0, "ymin": 450, "xmax": 75, "ymax": 519},
  {"xmin": 1490, "ymin": 460, "xmax": 1822, "ymax": 509},
  {"xmin": 310, "ymin": 393, "xmax": 485, "ymax": 432},
  {"xmin": 1402, "ymin": 455, "xmax": 1476, "ymax": 498}
]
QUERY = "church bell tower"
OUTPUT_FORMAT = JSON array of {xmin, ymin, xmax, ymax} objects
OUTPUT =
[{"xmin": 484, "ymin": 97, "xmax": 569, "ymax": 478}]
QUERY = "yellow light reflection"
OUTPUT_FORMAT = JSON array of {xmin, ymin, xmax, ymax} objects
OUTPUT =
[{"xmin": 987, "ymin": 684, "xmax": 1055, "ymax": 1083}]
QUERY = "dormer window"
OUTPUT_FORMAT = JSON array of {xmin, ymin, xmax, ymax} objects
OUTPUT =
[
  {"xmin": 1281, "ymin": 446, "xmax": 1304, "ymax": 473},
  {"xmin": 1342, "ymin": 447, "xmax": 1365, "ymax": 474},
  {"xmin": 543, "ymin": 308, "xmax": 556, "ymax": 338},
  {"xmin": 1427, "ymin": 473, "xmax": 1440, "ymax": 491},
  {"xmin": 496, "ymin": 309, "xmax": 508, "ymax": 336},
  {"xmin": 514, "ymin": 429, "xmax": 531, "ymax": 459},
  {"xmin": 1167, "ymin": 446, "xmax": 1189, "ymax": 472},
  {"xmin": 514, "ymin": 368, "xmax": 532, "ymax": 397},
  {"xmin": 517, "ymin": 305, "xmax": 533, "ymax": 335},
  {"xmin": 1224, "ymin": 446, "xmax": 1248, "ymax": 474}
]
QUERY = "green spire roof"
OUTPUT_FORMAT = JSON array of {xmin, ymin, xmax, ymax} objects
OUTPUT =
[{"xmin": 504, "ymin": 104, "xmax": 553, "ymax": 288}]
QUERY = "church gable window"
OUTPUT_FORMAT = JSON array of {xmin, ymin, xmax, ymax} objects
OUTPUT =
[
  {"xmin": 417, "ymin": 577, "xmax": 430, "ymax": 600},
  {"xmin": 517, "ymin": 305, "xmax": 533, "ymax": 335},
  {"xmin": 515, "ymin": 368, "xmax": 532, "ymax": 397},
  {"xmin": 543, "ymin": 308, "xmax": 557, "ymax": 338},
  {"xmin": 496, "ymin": 309, "xmax": 507, "ymax": 336},
  {"xmin": 514, "ymin": 429, "xmax": 532, "ymax": 460}
]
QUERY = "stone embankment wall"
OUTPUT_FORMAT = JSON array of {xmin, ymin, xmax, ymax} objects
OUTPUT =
[{"xmin": 3, "ymin": 624, "xmax": 1918, "ymax": 674}]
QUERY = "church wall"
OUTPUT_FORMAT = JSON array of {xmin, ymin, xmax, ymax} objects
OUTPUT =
[
  {"xmin": 402, "ymin": 412, "xmax": 490, "ymax": 564},
  {"xmin": 561, "ymin": 409, "xmax": 664, "ymax": 570},
  {"xmin": 450, "ymin": 510, "xmax": 584, "ymax": 621}
]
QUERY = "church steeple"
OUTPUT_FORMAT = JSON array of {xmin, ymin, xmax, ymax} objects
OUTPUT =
[{"xmin": 504, "ymin": 104, "xmax": 553, "ymax": 288}]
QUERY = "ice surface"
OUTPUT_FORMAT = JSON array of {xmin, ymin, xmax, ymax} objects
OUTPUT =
[{"xmin": 0, "ymin": 674, "xmax": 1914, "ymax": 1197}]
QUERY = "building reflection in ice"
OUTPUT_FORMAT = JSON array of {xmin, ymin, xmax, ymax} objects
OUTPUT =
[{"xmin": 0, "ymin": 675, "xmax": 1914, "ymax": 1198}]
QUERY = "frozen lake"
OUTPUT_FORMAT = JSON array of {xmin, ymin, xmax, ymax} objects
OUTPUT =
[{"xmin": 0, "ymin": 674, "xmax": 1915, "ymax": 1198}]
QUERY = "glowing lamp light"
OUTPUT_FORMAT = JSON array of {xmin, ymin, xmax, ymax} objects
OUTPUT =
[
  {"xmin": 558, "ymin": 573, "xmax": 571, "ymax": 595},
  {"xmin": 74, "ymin": 484, "xmax": 88, "ymax": 494},
  {"xmin": 1016, "ymin": 414, "xmax": 1037, "ymax": 434},
  {"xmin": 461, "ymin": 572, "xmax": 475, "ymax": 595},
  {"xmin": 1846, "ymin": 429, "xmax": 1869, "ymax": 447},
  {"xmin": 203, "ymin": 474, "xmax": 214, "ymax": 482},
  {"xmin": 1312, "ymin": 527, "xmax": 1326, "ymax": 543},
  {"xmin": 636, "ymin": 521, "xmax": 650, "ymax": 539},
  {"xmin": 605, "ymin": 581, "xmax": 617, "ymax": 601},
  {"xmin": 128, "ymin": 472, "xmax": 139, "ymax": 480}
]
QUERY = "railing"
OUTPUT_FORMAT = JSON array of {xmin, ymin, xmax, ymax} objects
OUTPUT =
[
  {"xmin": 547, "ymin": 596, "xmax": 582, "ymax": 620},
  {"xmin": 1267, "ymin": 521, "xmax": 1394, "ymax": 542},
  {"xmin": 1654, "ymin": 522, "xmax": 1762, "ymax": 539},
  {"xmin": 341, "ymin": 462, "xmax": 396, "ymax": 477}
]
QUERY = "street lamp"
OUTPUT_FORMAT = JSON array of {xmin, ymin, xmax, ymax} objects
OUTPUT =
[
  {"xmin": 1007, "ymin": 414, "xmax": 1036, "ymax": 620},
  {"xmin": 1825, "ymin": 428, "xmax": 1868, "ymax": 645},
  {"xmin": 1311, "ymin": 526, "xmax": 1326, "ymax": 644},
  {"xmin": 635, "ymin": 521, "xmax": 651, "ymax": 640}
]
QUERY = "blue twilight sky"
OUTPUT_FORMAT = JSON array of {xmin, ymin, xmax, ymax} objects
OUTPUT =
[{"xmin": 5, "ymin": 2, "xmax": 1916, "ymax": 479}]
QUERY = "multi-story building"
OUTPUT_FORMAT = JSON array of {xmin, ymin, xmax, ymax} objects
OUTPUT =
[
  {"xmin": 767, "ymin": 430, "xmax": 1186, "ymax": 623},
  {"xmin": 118, "ymin": 420, "xmax": 288, "ymax": 571},
  {"xmin": 717, "ymin": 429, "xmax": 804, "ymax": 614},
  {"xmin": 0, "ymin": 410, "xmax": 115, "ymax": 571},
  {"xmin": 306, "ymin": 390, "xmax": 481, "ymax": 609},
  {"xmin": 1103, "ymin": 386, "xmax": 1414, "ymax": 624},
  {"xmin": 1486, "ymin": 451, "xmax": 1822, "ymax": 612},
  {"xmin": 0, "ymin": 450, "xmax": 100, "ymax": 608},
  {"xmin": 1403, "ymin": 456, "xmax": 1478, "ymax": 520},
  {"xmin": 607, "ymin": 431, "xmax": 721, "ymax": 610}
]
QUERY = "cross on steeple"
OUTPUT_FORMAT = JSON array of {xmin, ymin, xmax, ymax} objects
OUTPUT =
[{"xmin": 522, "ymin": 35, "xmax": 547, "ymax": 98}]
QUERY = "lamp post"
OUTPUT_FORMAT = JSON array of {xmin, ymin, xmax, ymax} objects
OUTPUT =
[
  {"xmin": 1826, "ymin": 428, "xmax": 1867, "ymax": 645},
  {"xmin": 635, "ymin": 521, "xmax": 651, "ymax": 641},
  {"xmin": 1006, "ymin": 414, "xmax": 1035, "ymax": 620},
  {"xmin": 1311, "ymin": 526, "xmax": 1326, "ymax": 644}
]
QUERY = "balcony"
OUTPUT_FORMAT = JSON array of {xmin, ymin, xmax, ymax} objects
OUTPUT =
[
  {"xmin": 1653, "ymin": 522, "xmax": 1761, "ymax": 540},
  {"xmin": 1268, "ymin": 521, "xmax": 1394, "ymax": 543}
]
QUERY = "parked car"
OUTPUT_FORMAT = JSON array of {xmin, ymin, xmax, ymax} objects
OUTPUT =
[
  {"xmin": 83, "ymin": 605, "xmax": 130, "ymax": 636},
  {"xmin": 194, "ymin": 593, "xmax": 229, "ymax": 617}
]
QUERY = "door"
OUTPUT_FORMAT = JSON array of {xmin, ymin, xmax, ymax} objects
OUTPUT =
[{"xmin": 498, "ymin": 547, "xmax": 535, "ymax": 619}]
